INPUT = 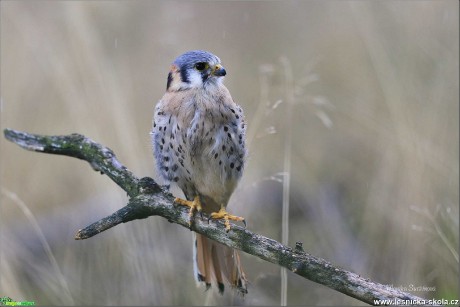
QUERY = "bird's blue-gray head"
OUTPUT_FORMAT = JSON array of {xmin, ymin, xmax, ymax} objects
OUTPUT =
[{"xmin": 167, "ymin": 50, "xmax": 227, "ymax": 91}]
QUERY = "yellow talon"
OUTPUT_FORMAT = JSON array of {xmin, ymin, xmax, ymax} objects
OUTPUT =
[
  {"xmin": 175, "ymin": 195, "xmax": 202, "ymax": 225},
  {"xmin": 209, "ymin": 207, "xmax": 246, "ymax": 232}
]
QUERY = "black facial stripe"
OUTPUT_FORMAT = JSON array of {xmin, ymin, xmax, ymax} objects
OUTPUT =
[
  {"xmin": 201, "ymin": 71, "xmax": 209, "ymax": 82},
  {"xmin": 166, "ymin": 72, "xmax": 173, "ymax": 90},
  {"xmin": 180, "ymin": 67, "xmax": 189, "ymax": 84}
]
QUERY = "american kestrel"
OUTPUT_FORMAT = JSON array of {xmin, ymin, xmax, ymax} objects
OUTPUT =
[{"xmin": 151, "ymin": 50, "xmax": 248, "ymax": 294}]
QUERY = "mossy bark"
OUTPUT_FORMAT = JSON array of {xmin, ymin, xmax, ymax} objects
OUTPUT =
[{"xmin": 4, "ymin": 128, "xmax": 431, "ymax": 306}]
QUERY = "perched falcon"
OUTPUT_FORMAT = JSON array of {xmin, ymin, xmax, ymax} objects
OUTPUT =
[{"xmin": 151, "ymin": 50, "xmax": 248, "ymax": 294}]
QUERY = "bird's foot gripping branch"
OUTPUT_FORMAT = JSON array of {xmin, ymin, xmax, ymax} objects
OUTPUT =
[{"xmin": 3, "ymin": 128, "xmax": 434, "ymax": 305}]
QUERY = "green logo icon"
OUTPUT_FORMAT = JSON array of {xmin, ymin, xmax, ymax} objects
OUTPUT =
[{"xmin": 0, "ymin": 297, "xmax": 35, "ymax": 306}]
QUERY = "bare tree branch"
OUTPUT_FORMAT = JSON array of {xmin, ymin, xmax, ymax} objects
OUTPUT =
[{"xmin": 4, "ymin": 128, "xmax": 434, "ymax": 305}]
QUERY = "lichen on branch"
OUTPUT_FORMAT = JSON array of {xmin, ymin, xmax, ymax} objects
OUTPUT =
[{"xmin": 3, "ymin": 128, "xmax": 431, "ymax": 306}]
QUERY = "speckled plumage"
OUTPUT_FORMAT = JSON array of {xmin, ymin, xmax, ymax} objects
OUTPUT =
[
  {"xmin": 151, "ymin": 50, "xmax": 247, "ymax": 294},
  {"xmin": 152, "ymin": 86, "xmax": 246, "ymax": 210}
]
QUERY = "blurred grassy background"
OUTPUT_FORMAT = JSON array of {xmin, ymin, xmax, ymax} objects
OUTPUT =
[{"xmin": 1, "ymin": 1, "xmax": 458, "ymax": 305}]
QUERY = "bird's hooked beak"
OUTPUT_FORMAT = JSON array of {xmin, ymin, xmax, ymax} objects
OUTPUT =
[{"xmin": 211, "ymin": 64, "xmax": 226, "ymax": 77}]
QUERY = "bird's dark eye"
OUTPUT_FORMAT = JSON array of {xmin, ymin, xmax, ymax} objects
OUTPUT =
[{"xmin": 195, "ymin": 62, "xmax": 207, "ymax": 71}]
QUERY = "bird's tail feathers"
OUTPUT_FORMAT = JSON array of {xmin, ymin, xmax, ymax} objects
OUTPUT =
[{"xmin": 193, "ymin": 233, "xmax": 248, "ymax": 295}]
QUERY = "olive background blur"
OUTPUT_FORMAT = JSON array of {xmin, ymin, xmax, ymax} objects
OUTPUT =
[{"xmin": 1, "ymin": 1, "xmax": 458, "ymax": 305}]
